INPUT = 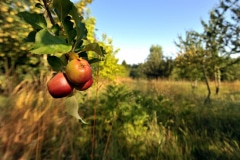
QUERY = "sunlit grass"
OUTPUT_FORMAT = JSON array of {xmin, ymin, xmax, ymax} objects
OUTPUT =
[
  {"xmin": 1, "ymin": 77, "xmax": 240, "ymax": 159},
  {"xmin": 0, "ymin": 75, "xmax": 82, "ymax": 160},
  {"xmin": 118, "ymin": 78, "xmax": 240, "ymax": 104}
]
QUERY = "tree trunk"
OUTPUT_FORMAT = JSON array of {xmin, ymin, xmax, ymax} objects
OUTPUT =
[
  {"xmin": 214, "ymin": 66, "xmax": 221, "ymax": 95},
  {"xmin": 191, "ymin": 79, "xmax": 198, "ymax": 94},
  {"xmin": 202, "ymin": 62, "xmax": 211, "ymax": 104}
]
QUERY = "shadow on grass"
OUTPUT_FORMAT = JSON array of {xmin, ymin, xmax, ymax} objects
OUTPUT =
[{"xmin": 1, "ymin": 80, "xmax": 240, "ymax": 160}]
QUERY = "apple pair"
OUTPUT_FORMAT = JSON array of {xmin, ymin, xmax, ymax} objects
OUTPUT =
[{"xmin": 47, "ymin": 59, "xmax": 93, "ymax": 98}]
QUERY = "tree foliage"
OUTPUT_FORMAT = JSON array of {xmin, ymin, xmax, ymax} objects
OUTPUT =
[
  {"xmin": 98, "ymin": 34, "xmax": 128, "ymax": 80},
  {"xmin": 143, "ymin": 45, "xmax": 163, "ymax": 78},
  {"xmin": 128, "ymin": 45, "xmax": 174, "ymax": 79},
  {"xmin": 175, "ymin": 0, "xmax": 239, "ymax": 78},
  {"xmin": 175, "ymin": 0, "xmax": 240, "ymax": 74},
  {"xmin": 83, "ymin": 10, "xmax": 128, "ymax": 80},
  {"xmin": 143, "ymin": 45, "xmax": 174, "ymax": 79},
  {"xmin": 0, "ymin": 0, "xmax": 44, "ymax": 94},
  {"xmin": 129, "ymin": 63, "xmax": 146, "ymax": 79},
  {"xmin": 175, "ymin": 31, "xmax": 206, "ymax": 80},
  {"xmin": 174, "ymin": 0, "xmax": 240, "ymax": 103},
  {"xmin": 205, "ymin": 0, "xmax": 240, "ymax": 55}
]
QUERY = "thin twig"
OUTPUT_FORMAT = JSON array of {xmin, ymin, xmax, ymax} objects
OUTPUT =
[
  {"xmin": 42, "ymin": 0, "xmax": 55, "ymax": 26},
  {"xmin": 91, "ymin": 55, "xmax": 102, "ymax": 160},
  {"xmin": 103, "ymin": 124, "xmax": 112, "ymax": 160},
  {"xmin": 91, "ymin": 108, "xmax": 96, "ymax": 160}
]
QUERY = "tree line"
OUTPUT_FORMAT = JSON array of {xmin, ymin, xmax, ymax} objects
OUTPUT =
[{"xmin": 124, "ymin": 0, "xmax": 239, "ymax": 83}]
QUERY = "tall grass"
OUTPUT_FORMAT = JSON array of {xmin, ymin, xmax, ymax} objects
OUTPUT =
[
  {"xmin": 0, "ymin": 75, "xmax": 83, "ymax": 160},
  {"xmin": 1, "ymin": 77, "xmax": 240, "ymax": 159}
]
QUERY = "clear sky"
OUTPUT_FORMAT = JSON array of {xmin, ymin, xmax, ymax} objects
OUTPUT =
[{"xmin": 85, "ymin": 0, "xmax": 219, "ymax": 64}]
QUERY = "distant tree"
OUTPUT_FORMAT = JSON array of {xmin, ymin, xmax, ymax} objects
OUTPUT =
[
  {"xmin": 129, "ymin": 63, "xmax": 146, "ymax": 79},
  {"xmin": 175, "ymin": 31, "xmax": 211, "ymax": 102},
  {"xmin": 143, "ymin": 45, "xmax": 173, "ymax": 79},
  {"xmin": 201, "ymin": 0, "xmax": 240, "ymax": 95},
  {"xmin": 121, "ymin": 60, "xmax": 129, "ymax": 68},
  {"xmin": 143, "ymin": 45, "xmax": 163, "ymax": 79},
  {"xmin": 175, "ymin": 31, "xmax": 205, "ymax": 81},
  {"xmin": 160, "ymin": 57, "xmax": 174, "ymax": 78},
  {"xmin": 221, "ymin": 58, "xmax": 240, "ymax": 81},
  {"xmin": 175, "ymin": 0, "xmax": 240, "ymax": 103}
]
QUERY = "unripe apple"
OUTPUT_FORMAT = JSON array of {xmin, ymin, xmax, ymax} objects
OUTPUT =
[
  {"xmin": 74, "ymin": 77, "xmax": 93, "ymax": 91},
  {"xmin": 47, "ymin": 72, "xmax": 73, "ymax": 98},
  {"xmin": 65, "ymin": 59, "xmax": 92, "ymax": 85}
]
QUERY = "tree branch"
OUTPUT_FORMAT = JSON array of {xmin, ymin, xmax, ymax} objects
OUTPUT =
[{"xmin": 43, "ymin": 0, "xmax": 55, "ymax": 26}]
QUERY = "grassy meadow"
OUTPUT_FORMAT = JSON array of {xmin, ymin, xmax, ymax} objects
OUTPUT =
[{"xmin": 1, "ymin": 76, "xmax": 240, "ymax": 160}]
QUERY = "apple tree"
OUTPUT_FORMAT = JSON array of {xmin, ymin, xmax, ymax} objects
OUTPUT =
[
  {"xmin": 18, "ymin": 0, "xmax": 106, "ymax": 122},
  {"xmin": 175, "ymin": 0, "xmax": 240, "ymax": 103}
]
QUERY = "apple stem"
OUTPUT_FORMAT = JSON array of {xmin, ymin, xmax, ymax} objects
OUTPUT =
[{"xmin": 67, "ymin": 52, "xmax": 79, "ymax": 61}]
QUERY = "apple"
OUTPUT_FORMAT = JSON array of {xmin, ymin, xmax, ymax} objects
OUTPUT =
[
  {"xmin": 47, "ymin": 72, "xmax": 73, "ymax": 98},
  {"xmin": 74, "ymin": 77, "xmax": 93, "ymax": 91},
  {"xmin": 65, "ymin": 59, "xmax": 92, "ymax": 85}
]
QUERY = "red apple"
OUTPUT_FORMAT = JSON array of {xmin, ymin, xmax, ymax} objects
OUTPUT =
[
  {"xmin": 74, "ymin": 77, "xmax": 93, "ymax": 91},
  {"xmin": 65, "ymin": 59, "xmax": 92, "ymax": 85},
  {"xmin": 47, "ymin": 72, "xmax": 73, "ymax": 98}
]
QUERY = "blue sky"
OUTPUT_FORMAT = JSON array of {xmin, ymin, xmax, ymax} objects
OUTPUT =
[{"xmin": 84, "ymin": 0, "xmax": 219, "ymax": 64}]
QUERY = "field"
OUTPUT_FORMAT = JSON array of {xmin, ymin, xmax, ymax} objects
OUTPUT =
[{"xmin": 1, "ymin": 77, "xmax": 240, "ymax": 160}]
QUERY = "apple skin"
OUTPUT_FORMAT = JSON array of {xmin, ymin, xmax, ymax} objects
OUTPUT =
[
  {"xmin": 74, "ymin": 77, "xmax": 93, "ymax": 91},
  {"xmin": 65, "ymin": 59, "xmax": 92, "ymax": 85},
  {"xmin": 47, "ymin": 72, "xmax": 73, "ymax": 98}
]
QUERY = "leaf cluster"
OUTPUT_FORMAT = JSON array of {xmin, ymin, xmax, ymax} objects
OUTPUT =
[{"xmin": 18, "ymin": 0, "xmax": 106, "ymax": 72}]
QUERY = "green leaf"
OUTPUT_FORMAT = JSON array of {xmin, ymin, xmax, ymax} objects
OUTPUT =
[
  {"xmin": 25, "ymin": 31, "xmax": 37, "ymax": 42},
  {"xmin": 35, "ymin": 3, "xmax": 43, "ymax": 9},
  {"xmin": 59, "ymin": 54, "xmax": 68, "ymax": 66},
  {"xmin": 81, "ymin": 43, "xmax": 104, "ymax": 56},
  {"xmin": 53, "ymin": 0, "xmax": 87, "ymax": 48},
  {"xmin": 62, "ymin": 16, "xmax": 77, "ymax": 43},
  {"xmin": 69, "ymin": 4, "xmax": 87, "ymax": 43},
  {"xmin": 47, "ymin": 55, "xmax": 65, "ymax": 71},
  {"xmin": 31, "ymin": 45, "xmax": 72, "ymax": 54},
  {"xmin": 18, "ymin": 12, "xmax": 47, "ymax": 30},
  {"xmin": 34, "ymin": 29, "xmax": 66, "ymax": 47},
  {"xmin": 65, "ymin": 96, "xmax": 88, "ymax": 124},
  {"xmin": 88, "ymin": 58, "xmax": 103, "ymax": 64},
  {"xmin": 78, "ymin": 51, "xmax": 88, "ymax": 60},
  {"xmin": 74, "ymin": 40, "xmax": 84, "ymax": 52},
  {"xmin": 53, "ymin": 0, "xmax": 73, "ymax": 19},
  {"xmin": 31, "ymin": 29, "xmax": 71, "ymax": 54},
  {"xmin": 100, "ymin": 46, "xmax": 107, "ymax": 56},
  {"xmin": 51, "ymin": 24, "xmax": 61, "ymax": 36}
]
